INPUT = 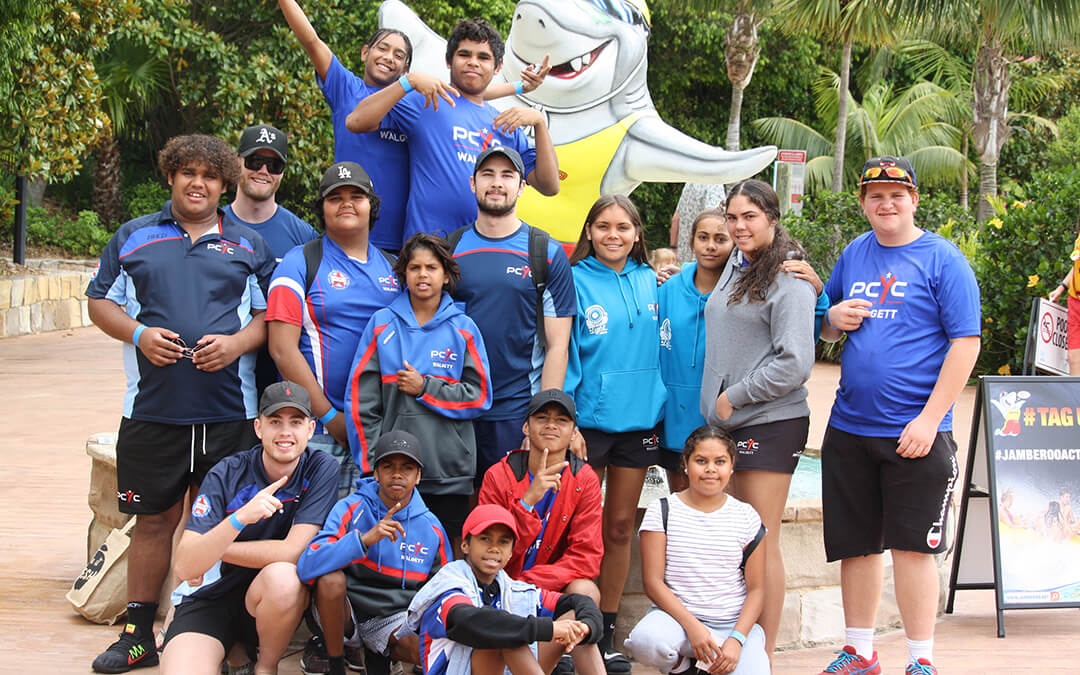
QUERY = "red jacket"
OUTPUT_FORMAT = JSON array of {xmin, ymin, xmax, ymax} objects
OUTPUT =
[{"xmin": 477, "ymin": 449, "xmax": 604, "ymax": 592}]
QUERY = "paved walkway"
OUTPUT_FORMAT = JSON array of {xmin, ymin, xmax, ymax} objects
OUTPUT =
[{"xmin": 2, "ymin": 327, "xmax": 1077, "ymax": 673}]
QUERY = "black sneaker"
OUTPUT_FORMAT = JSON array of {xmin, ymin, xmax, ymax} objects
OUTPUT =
[
  {"xmin": 301, "ymin": 635, "xmax": 331, "ymax": 674},
  {"xmin": 602, "ymin": 648, "xmax": 631, "ymax": 675},
  {"xmin": 92, "ymin": 623, "xmax": 158, "ymax": 673},
  {"xmin": 554, "ymin": 653, "xmax": 576, "ymax": 675},
  {"xmin": 343, "ymin": 643, "xmax": 366, "ymax": 672}
]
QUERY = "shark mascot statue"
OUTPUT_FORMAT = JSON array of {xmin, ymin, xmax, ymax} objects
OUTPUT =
[{"xmin": 378, "ymin": 0, "xmax": 777, "ymax": 242}]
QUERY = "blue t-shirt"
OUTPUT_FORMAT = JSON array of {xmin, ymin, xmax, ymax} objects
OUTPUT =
[
  {"xmin": 824, "ymin": 231, "xmax": 981, "ymax": 436},
  {"xmin": 450, "ymin": 223, "xmax": 576, "ymax": 420},
  {"xmin": 223, "ymin": 204, "xmax": 318, "ymax": 261},
  {"xmin": 175, "ymin": 446, "xmax": 339, "ymax": 603},
  {"xmin": 319, "ymin": 55, "xmax": 409, "ymax": 251},
  {"xmin": 85, "ymin": 202, "xmax": 276, "ymax": 424},
  {"xmin": 383, "ymin": 92, "xmax": 537, "ymax": 242},
  {"xmin": 265, "ymin": 237, "xmax": 401, "ymax": 412}
]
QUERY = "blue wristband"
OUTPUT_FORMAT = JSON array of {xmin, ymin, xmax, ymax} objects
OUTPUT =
[
  {"xmin": 514, "ymin": 80, "xmax": 525, "ymax": 96},
  {"xmin": 823, "ymin": 307, "xmax": 834, "ymax": 329},
  {"xmin": 728, "ymin": 629, "xmax": 746, "ymax": 646},
  {"xmin": 228, "ymin": 513, "xmax": 244, "ymax": 531},
  {"xmin": 318, "ymin": 408, "xmax": 339, "ymax": 425},
  {"xmin": 399, "ymin": 75, "xmax": 413, "ymax": 94},
  {"xmin": 520, "ymin": 499, "xmax": 534, "ymax": 512},
  {"xmin": 132, "ymin": 324, "xmax": 146, "ymax": 346}
]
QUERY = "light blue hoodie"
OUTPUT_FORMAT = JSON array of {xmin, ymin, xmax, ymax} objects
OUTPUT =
[
  {"xmin": 657, "ymin": 262, "xmax": 710, "ymax": 452},
  {"xmin": 565, "ymin": 256, "xmax": 666, "ymax": 433}
]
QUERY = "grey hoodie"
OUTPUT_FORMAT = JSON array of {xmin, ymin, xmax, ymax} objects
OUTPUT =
[{"xmin": 699, "ymin": 251, "xmax": 816, "ymax": 430}]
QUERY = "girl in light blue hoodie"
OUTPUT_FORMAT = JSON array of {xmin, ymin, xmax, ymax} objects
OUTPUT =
[{"xmin": 564, "ymin": 194, "xmax": 666, "ymax": 671}]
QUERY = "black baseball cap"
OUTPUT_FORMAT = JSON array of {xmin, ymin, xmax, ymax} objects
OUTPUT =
[
  {"xmin": 526, "ymin": 389, "xmax": 576, "ymax": 425},
  {"xmin": 474, "ymin": 146, "xmax": 525, "ymax": 180},
  {"xmin": 371, "ymin": 430, "xmax": 425, "ymax": 469},
  {"xmin": 259, "ymin": 381, "xmax": 312, "ymax": 417},
  {"xmin": 238, "ymin": 124, "xmax": 288, "ymax": 161},
  {"xmin": 319, "ymin": 161, "xmax": 376, "ymax": 198},
  {"xmin": 859, "ymin": 156, "xmax": 917, "ymax": 190}
]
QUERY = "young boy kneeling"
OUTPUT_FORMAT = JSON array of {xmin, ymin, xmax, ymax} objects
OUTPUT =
[
  {"xmin": 297, "ymin": 430, "xmax": 451, "ymax": 675},
  {"xmin": 401, "ymin": 505, "xmax": 603, "ymax": 675},
  {"xmin": 160, "ymin": 382, "xmax": 340, "ymax": 675}
]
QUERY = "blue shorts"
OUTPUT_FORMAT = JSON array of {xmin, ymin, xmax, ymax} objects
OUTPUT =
[{"xmin": 473, "ymin": 417, "xmax": 525, "ymax": 487}]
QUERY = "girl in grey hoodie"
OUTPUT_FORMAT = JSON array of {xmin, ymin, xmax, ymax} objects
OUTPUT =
[{"xmin": 699, "ymin": 179, "xmax": 817, "ymax": 659}]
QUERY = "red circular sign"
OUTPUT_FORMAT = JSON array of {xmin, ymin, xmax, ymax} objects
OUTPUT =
[{"xmin": 1040, "ymin": 312, "xmax": 1054, "ymax": 343}]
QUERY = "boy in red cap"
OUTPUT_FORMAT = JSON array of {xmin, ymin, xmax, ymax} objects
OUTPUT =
[{"xmin": 400, "ymin": 504, "xmax": 602, "ymax": 675}]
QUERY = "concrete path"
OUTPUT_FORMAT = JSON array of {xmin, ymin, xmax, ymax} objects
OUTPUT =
[{"xmin": 2, "ymin": 326, "xmax": 1077, "ymax": 673}]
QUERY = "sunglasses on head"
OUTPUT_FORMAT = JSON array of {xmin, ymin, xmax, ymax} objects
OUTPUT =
[
  {"xmin": 244, "ymin": 154, "xmax": 285, "ymax": 175},
  {"xmin": 863, "ymin": 165, "xmax": 912, "ymax": 182}
]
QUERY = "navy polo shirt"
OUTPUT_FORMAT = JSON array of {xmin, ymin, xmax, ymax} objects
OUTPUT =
[
  {"xmin": 175, "ymin": 445, "xmax": 339, "ymax": 603},
  {"xmin": 86, "ymin": 201, "xmax": 277, "ymax": 424}
]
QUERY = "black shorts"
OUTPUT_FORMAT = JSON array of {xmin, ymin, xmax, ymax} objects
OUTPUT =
[
  {"xmin": 656, "ymin": 448, "xmax": 684, "ymax": 473},
  {"xmin": 583, "ymin": 425, "xmax": 662, "ymax": 470},
  {"xmin": 163, "ymin": 584, "xmax": 258, "ymax": 656},
  {"xmin": 115, "ymin": 417, "xmax": 258, "ymax": 514},
  {"xmin": 419, "ymin": 491, "xmax": 470, "ymax": 542},
  {"xmin": 821, "ymin": 425, "xmax": 959, "ymax": 561},
  {"xmin": 728, "ymin": 417, "xmax": 809, "ymax": 474}
]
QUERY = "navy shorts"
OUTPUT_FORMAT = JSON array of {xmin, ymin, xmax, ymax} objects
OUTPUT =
[
  {"xmin": 821, "ymin": 425, "xmax": 959, "ymax": 561},
  {"xmin": 473, "ymin": 417, "xmax": 526, "ymax": 486},
  {"xmin": 116, "ymin": 418, "xmax": 258, "ymax": 514}
]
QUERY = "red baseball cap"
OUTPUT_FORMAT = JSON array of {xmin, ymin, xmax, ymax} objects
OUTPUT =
[{"xmin": 462, "ymin": 504, "xmax": 518, "ymax": 540}]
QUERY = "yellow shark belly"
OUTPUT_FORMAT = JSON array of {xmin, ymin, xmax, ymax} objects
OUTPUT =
[{"xmin": 518, "ymin": 112, "xmax": 647, "ymax": 242}]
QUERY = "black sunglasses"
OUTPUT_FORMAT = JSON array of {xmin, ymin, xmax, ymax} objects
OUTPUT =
[
  {"xmin": 243, "ymin": 154, "xmax": 285, "ymax": 175},
  {"xmin": 167, "ymin": 336, "xmax": 207, "ymax": 359}
]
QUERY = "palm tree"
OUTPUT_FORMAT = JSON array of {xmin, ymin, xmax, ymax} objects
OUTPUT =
[
  {"xmin": 93, "ymin": 39, "xmax": 168, "ymax": 226},
  {"xmin": 752, "ymin": 70, "xmax": 972, "ymax": 192},
  {"xmin": 896, "ymin": 38, "xmax": 1064, "ymax": 210},
  {"xmin": 773, "ymin": 0, "xmax": 895, "ymax": 191},
  {"xmin": 890, "ymin": 0, "xmax": 1080, "ymax": 221}
]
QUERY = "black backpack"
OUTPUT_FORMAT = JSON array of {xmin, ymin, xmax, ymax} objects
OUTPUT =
[
  {"xmin": 302, "ymin": 236, "xmax": 397, "ymax": 293},
  {"xmin": 445, "ymin": 223, "xmax": 551, "ymax": 349},
  {"xmin": 659, "ymin": 496, "xmax": 766, "ymax": 572}
]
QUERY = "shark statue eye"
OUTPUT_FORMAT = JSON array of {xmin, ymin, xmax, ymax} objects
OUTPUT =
[{"xmin": 587, "ymin": 0, "xmax": 650, "ymax": 30}]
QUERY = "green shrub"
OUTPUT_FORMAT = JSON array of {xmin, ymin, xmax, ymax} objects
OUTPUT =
[
  {"xmin": 14, "ymin": 207, "xmax": 112, "ymax": 257},
  {"xmin": 977, "ymin": 166, "xmax": 1080, "ymax": 375},
  {"xmin": 123, "ymin": 179, "xmax": 169, "ymax": 225}
]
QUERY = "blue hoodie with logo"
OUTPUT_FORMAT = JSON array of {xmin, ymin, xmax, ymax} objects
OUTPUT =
[
  {"xmin": 565, "ymin": 256, "xmax": 666, "ymax": 433},
  {"xmin": 346, "ymin": 292, "xmax": 492, "ymax": 494},
  {"xmin": 297, "ymin": 477, "xmax": 450, "ymax": 619},
  {"xmin": 657, "ymin": 261, "xmax": 711, "ymax": 452}
]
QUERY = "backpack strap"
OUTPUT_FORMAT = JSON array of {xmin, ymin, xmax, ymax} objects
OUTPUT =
[
  {"xmin": 376, "ymin": 247, "xmax": 397, "ymax": 266},
  {"xmin": 302, "ymin": 236, "xmax": 323, "ymax": 293},
  {"xmin": 527, "ymin": 225, "xmax": 550, "ymax": 350},
  {"xmin": 445, "ymin": 225, "xmax": 469, "ymax": 253},
  {"xmin": 660, "ymin": 496, "xmax": 669, "ymax": 533},
  {"xmin": 740, "ymin": 523, "xmax": 767, "ymax": 572}
]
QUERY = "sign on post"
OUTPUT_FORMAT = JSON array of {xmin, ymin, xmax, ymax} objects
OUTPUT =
[
  {"xmin": 1032, "ymin": 299, "xmax": 1069, "ymax": 375},
  {"xmin": 948, "ymin": 376, "xmax": 1080, "ymax": 637},
  {"xmin": 772, "ymin": 150, "xmax": 806, "ymax": 216}
]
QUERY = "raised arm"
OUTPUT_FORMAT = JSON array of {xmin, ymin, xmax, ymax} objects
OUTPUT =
[{"xmin": 278, "ymin": 0, "xmax": 332, "ymax": 80}]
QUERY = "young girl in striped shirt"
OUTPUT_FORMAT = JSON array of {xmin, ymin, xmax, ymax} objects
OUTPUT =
[{"xmin": 624, "ymin": 425, "xmax": 768, "ymax": 675}]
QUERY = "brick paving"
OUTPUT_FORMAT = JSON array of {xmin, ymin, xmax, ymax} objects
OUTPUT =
[{"xmin": 2, "ymin": 326, "xmax": 1076, "ymax": 673}]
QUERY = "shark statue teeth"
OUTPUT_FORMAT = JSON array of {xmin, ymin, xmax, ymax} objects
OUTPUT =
[{"xmin": 378, "ymin": 0, "xmax": 777, "ymax": 242}]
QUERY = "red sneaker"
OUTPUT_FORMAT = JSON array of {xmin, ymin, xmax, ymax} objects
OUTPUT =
[
  {"xmin": 818, "ymin": 646, "xmax": 882, "ymax": 674},
  {"xmin": 905, "ymin": 658, "xmax": 937, "ymax": 674}
]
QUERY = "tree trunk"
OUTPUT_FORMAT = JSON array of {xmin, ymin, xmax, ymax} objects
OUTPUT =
[
  {"xmin": 960, "ymin": 130, "xmax": 969, "ymax": 211},
  {"xmin": 675, "ymin": 183, "xmax": 728, "ymax": 263},
  {"xmin": 724, "ymin": 9, "xmax": 761, "ymax": 152},
  {"xmin": 727, "ymin": 85, "xmax": 745, "ymax": 152},
  {"xmin": 977, "ymin": 160, "xmax": 997, "ymax": 223},
  {"xmin": 831, "ymin": 39, "xmax": 853, "ymax": 193},
  {"xmin": 93, "ymin": 129, "xmax": 124, "ymax": 227},
  {"xmin": 972, "ymin": 39, "xmax": 1010, "ymax": 222}
]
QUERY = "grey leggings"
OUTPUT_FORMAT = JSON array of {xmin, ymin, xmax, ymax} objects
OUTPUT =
[{"xmin": 623, "ymin": 608, "xmax": 769, "ymax": 675}]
